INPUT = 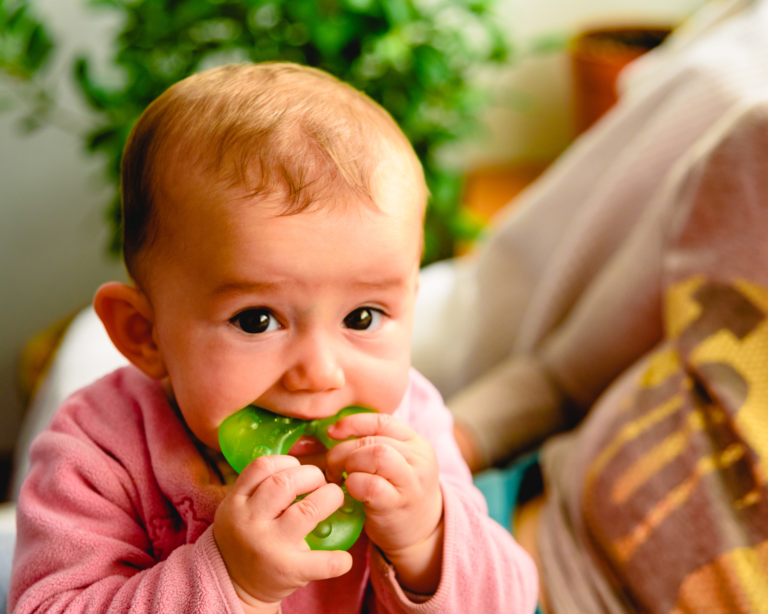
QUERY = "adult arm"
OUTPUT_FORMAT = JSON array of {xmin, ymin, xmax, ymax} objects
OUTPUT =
[{"xmin": 448, "ymin": 181, "xmax": 667, "ymax": 468}]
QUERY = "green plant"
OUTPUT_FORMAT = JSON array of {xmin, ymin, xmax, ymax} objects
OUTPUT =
[
  {"xmin": 0, "ymin": 0, "xmax": 54, "ymax": 128},
  {"xmin": 1, "ymin": 0, "xmax": 512, "ymax": 265}
]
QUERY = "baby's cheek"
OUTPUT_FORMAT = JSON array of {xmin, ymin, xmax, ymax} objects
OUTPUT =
[
  {"xmin": 365, "ymin": 361, "xmax": 411, "ymax": 415},
  {"xmin": 167, "ymin": 372, "xmax": 235, "ymax": 448},
  {"xmin": 184, "ymin": 352, "xmax": 259, "ymax": 411}
]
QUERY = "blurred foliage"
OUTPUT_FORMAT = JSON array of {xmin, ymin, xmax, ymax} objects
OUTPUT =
[
  {"xmin": 1, "ymin": 0, "xmax": 513, "ymax": 265},
  {"xmin": 0, "ymin": 0, "xmax": 54, "ymax": 130}
]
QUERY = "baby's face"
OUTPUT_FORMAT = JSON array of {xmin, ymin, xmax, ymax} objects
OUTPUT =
[{"xmin": 145, "ymin": 165, "xmax": 423, "ymax": 465}]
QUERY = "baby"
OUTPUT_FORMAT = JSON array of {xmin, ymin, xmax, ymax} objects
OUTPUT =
[{"xmin": 10, "ymin": 63, "xmax": 537, "ymax": 613}]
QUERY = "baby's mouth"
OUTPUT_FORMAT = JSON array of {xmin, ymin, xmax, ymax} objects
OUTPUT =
[{"xmin": 288, "ymin": 435, "xmax": 328, "ymax": 456}]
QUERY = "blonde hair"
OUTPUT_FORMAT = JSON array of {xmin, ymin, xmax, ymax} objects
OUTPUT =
[{"xmin": 121, "ymin": 62, "xmax": 425, "ymax": 280}]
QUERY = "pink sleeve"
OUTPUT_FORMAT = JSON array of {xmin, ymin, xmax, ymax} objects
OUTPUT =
[
  {"xmin": 13, "ymin": 526, "xmax": 241, "ymax": 614},
  {"xmin": 366, "ymin": 370, "xmax": 539, "ymax": 613},
  {"xmin": 10, "ymin": 412, "xmax": 242, "ymax": 613}
]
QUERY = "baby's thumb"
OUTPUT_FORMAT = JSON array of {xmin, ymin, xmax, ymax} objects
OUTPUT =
[{"xmin": 300, "ymin": 550, "xmax": 353, "ymax": 583}]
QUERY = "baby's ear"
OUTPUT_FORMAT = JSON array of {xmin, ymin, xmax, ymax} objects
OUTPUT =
[{"xmin": 93, "ymin": 282, "xmax": 168, "ymax": 380}]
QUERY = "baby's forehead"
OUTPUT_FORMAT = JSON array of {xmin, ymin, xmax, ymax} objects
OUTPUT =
[
  {"xmin": 144, "ymin": 167, "xmax": 423, "ymax": 284},
  {"xmin": 159, "ymin": 134, "xmax": 425, "ymax": 221},
  {"xmin": 138, "ymin": 175, "xmax": 424, "ymax": 304}
]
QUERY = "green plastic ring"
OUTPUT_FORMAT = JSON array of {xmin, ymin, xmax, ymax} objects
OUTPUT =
[{"xmin": 218, "ymin": 405, "xmax": 374, "ymax": 551}]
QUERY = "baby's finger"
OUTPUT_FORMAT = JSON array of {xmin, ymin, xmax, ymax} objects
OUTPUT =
[
  {"xmin": 249, "ymin": 464, "xmax": 328, "ymax": 519},
  {"xmin": 344, "ymin": 472, "xmax": 400, "ymax": 510},
  {"xmin": 278, "ymin": 483, "xmax": 345, "ymax": 542},
  {"xmin": 296, "ymin": 550, "xmax": 354, "ymax": 583},
  {"xmin": 231, "ymin": 455, "xmax": 300, "ymax": 498},
  {"xmin": 326, "ymin": 437, "xmax": 414, "ymax": 485},
  {"xmin": 328, "ymin": 413, "xmax": 415, "ymax": 442},
  {"xmin": 347, "ymin": 443, "xmax": 414, "ymax": 489}
]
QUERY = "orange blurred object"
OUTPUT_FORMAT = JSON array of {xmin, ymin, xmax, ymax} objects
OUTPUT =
[
  {"xmin": 456, "ymin": 161, "xmax": 548, "ymax": 255},
  {"xmin": 462, "ymin": 162, "xmax": 548, "ymax": 225},
  {"xmin": 570, "ymin": 26, "xmax": 671, "ymax": 134}
]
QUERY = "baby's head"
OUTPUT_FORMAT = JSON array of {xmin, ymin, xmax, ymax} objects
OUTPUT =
[{"xmin": 95, "ymin": 62, "xmax": 427, "ymax": 456}]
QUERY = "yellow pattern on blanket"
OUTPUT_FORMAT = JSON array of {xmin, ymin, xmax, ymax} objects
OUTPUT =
[{"xmin": 582, "ymin": 277, "xmax": 768, "ymax": 614}]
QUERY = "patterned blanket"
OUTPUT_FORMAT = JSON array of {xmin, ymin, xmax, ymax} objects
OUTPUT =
[{"xmin": 540, "ymin": 102, "xmax": 768, "ymax": 613}]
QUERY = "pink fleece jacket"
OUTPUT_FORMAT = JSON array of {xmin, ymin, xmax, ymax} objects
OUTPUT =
[{"xmin": 10, "ymin": 366, "xmax": 537, "ymax": 613}]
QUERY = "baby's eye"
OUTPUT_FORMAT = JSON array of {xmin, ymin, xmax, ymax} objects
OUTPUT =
[
  {"xmin": 343, "ymin": 307, "xmax": 383, "ymax": 331},
  {"xmin": 231, "ymin": 309, "xmax": 280, "ymax": 334}
]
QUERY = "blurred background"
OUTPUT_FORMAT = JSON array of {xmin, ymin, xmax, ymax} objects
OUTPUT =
[{"xmin": 0, "ymin": 0, "xmax": 705, "ymax": 498}]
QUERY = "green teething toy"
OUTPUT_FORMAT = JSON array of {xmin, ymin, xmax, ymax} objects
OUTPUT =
[{"xmin": 218, "ymin": 405, "xmax": 374, "ymax": 551}]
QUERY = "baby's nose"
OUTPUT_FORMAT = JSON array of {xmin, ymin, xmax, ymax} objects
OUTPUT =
[{"xmin": 281, "ymin": 331, "xmax": 345, "ymax": 393}]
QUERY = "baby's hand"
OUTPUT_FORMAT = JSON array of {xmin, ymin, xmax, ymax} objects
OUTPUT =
[
  {"xmin": 214, "ymin": 456, "xmax": 353, "ymax": 613},
  {"xmin": 325, "ymin": 414, "xmax": 444, "ymax": 594}
]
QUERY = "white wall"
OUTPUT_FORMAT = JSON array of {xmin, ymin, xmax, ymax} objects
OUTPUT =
[
  {"xmin": 0, "ymin": 0, "xmax": 126, "ymax": 453},
  {"xmin": 462, "ymin": 0, "xmax": 707, "ymax": 166},
  {"xmin": 0, "ymin": 0, "xmax": 705, "ymax": 455}
]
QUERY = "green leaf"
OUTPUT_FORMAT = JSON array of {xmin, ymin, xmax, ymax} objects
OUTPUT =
[
  {"xmin": 74, "ymin": 56, "xmax": 111, "ymax": 111},
  {"xmin": 87, "ymin": 125, "xmax": 119, "ymax": 152},
  {"xmin": 310, "ymin": 16, "xmax": 355, "ymax": 57},
  {"xmin": 87, "ymin": 0, "xmax": 124, "ymax": 8},
  {"xmin": 341, "ymin": 0, "xmax": 379, "ymax": 16},
  {"xmin": 284, "ymin": 22, "xmax": 309, "ymax": 46},
  {"xmin": 4, "ymin": 3, "xmax": 27, "ymax": 31},
  {"xmin": 188, "ymin": 18, "xmax": 242, "ymax": 44},
  {"xmin": 372, "ymin": 31, "xmax": 411, "ymax": 72},
  {"xmin": 0, "ymin": 2, "xmax": 55, "ymax": 79},
  {"xmin": 380, "ymin": 0, "xmax": 410, "ymax": 26},
  {"xmin": 22, "ymin": 23, "xmax": 53, "ymax": 72},
  {"xmin": 413, "ymin": 45, "xmax": 449, "ymax": 87},
  {"xmin": 248, "ymin": 3, "xmax": 281, "ymax": 30}
]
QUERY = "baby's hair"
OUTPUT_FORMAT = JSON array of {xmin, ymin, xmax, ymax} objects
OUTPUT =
[{"xmin": 121, "ymin": 62, "xmax": 425, "ymax": 282}]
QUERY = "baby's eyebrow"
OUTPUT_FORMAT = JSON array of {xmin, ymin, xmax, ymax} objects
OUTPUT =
[
  {"xmin": 349, "ymin": 277, "xmax": 407, "ymax": 290},
  {"xmin": 210, "ymin": 280, "xmax": 282, "ymax": 297},
  {"xmin": 210, "ymin": 277, "xmax": 407, "ymax": 298}
]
